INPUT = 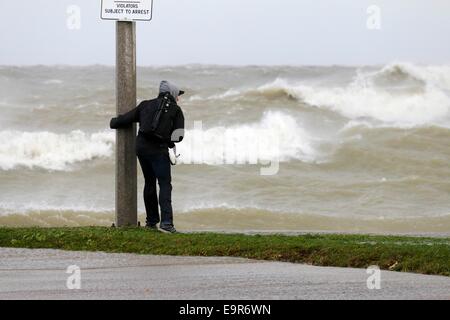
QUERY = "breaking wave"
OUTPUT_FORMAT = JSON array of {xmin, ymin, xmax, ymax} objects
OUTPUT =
[
  {"xmin": 177, "ymin": 110, "xmax": 319, "ymax": 164},
  {"xmin": 190, "ymin": 63, "xmax": 450, "ymax": 127},
  {"xmin": 0, "ymin": 112, "xmax": 320, "ymax": 171},
  {"xmin": 293, "ymin": 64, "xmax": 450, "ymax": 127},
  {"xmin": 0, "ymin": 130, "xmax": 114, "ymax": 171}
]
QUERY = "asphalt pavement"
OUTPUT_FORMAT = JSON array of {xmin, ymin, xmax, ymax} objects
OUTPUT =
[{"xmin": 0, "ymin": 248, "xmax": 448, "ymax": 300}]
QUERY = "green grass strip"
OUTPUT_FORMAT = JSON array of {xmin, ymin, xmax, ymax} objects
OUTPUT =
[{"xmin": 0, "ymin": 227, "xmax": 448, "ymax": 276}]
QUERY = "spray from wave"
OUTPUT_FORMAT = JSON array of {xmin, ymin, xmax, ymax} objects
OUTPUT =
[
  {"xmin": 0, "ymin": 130, "xmax": 114, "ymax": 171},
  {"xmin": 0, "ymin": 112, "xmax": 321, "ymax": 171},
  {"xmin": 293, "ymin": 64, "xmax": 450, "ymax": 127},
  {"xmin": 189, "ymin": 63, "xmax": 450, "ymax": 128},
  {"xmin": 178, "ymin": 111, "xmax": 318, "ymax": 165}
]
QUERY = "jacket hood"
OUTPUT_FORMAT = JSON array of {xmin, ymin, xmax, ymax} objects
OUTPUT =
[{"xmin": 159, "ymin": 80, "xmax": 181, "ymax": 99}]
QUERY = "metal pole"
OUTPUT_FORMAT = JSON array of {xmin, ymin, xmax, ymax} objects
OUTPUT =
[{"xmin": 115, "ymin": 21, "xmax": 137, "ymax": 227}]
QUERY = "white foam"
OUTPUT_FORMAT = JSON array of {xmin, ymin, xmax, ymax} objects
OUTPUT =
[
  {"xmin": 377, "ymin": 62, "xmax": 450, "ymax": 91},
  {"xmin": 190, "ymin": 63, "xmax": 450, "ymax": 127},
  {"xmin": 0, "ymin": 112, "xmax": 319, "ymax": 171},
  {"xmin": 255, "ymin": 78, "xmax": 300, "ymax": 98},
  {"xmin": 255, "ymin": 64, "xmax": 450, "ymax": 127},
  {"xmin": 299, "ymin": 84, "xmax": 449, "ymax": 126},
  {"xmin": 188, "ymin": 89, "xmax": 241, "ymax": 102},
  {"xmin": 0, "ymin": 130, "xmax": 114, "ymax": 171},
  {"xmin": 0, "ymin": 202, "xmax": 113, "ymax": 215},
  {"xmin": 177, "ymin": 111, "xmax": 319, "ymax": 165}
]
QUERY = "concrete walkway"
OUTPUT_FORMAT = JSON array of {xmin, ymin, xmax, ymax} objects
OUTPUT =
[{"xmin": 0, "ymin": 248, "xmax": 448, "ymax": 300}]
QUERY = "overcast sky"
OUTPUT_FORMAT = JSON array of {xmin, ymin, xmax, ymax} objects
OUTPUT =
[{"xmin": 1, "ymin": 0, "xmax": 449, "ymax": 66}]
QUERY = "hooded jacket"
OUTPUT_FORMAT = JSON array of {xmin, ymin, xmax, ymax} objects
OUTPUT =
[
  {"xmin": 110, "ymin": 92, "xmax": 185, "ymax": 154},
  {"xmin": 159, "ymin": 80, "xmax": 182, "ymax": 99}
]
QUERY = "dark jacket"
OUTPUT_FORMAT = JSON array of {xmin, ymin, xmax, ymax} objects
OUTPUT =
[{"xmin": 110, "ymin": 94, "xmax": 185, "ymax": 154}]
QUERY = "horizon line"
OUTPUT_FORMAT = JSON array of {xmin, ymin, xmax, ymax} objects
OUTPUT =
[{"xmin": 0, "ymin": 61, "xmax": 446, "ymax": 68}]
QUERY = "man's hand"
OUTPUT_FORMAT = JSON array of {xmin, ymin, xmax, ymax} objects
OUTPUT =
[{"xmin": 110, "ymin": 117, "xmax": 118, "ymax": 129}]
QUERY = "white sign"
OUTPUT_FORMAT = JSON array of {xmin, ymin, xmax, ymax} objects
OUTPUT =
[{"xmin": 101, "ymin": 0, "xmax": 153, "ymax": 21}]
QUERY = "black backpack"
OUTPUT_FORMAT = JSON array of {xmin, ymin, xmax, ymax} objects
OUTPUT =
[{"xmin": 146, "ymin": 93, "xmax": 176, "ymax": 142}]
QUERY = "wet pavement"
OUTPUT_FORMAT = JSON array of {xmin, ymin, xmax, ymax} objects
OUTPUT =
[{"xmin": 0, "ymin": 248, "xmax": 448, "ymax": 300}]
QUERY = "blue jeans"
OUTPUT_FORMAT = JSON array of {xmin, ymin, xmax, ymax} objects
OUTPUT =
[{"xmin": 137, "ymin": 146, "xmax": 173, "ymax": 228}]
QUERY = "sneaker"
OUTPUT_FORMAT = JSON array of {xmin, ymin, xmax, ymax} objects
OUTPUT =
[
  {"xmin": 145, "ymin": 224, "xmax": 158, "ymax": 230},
  {"xmin": 159, "ymin": 226, "xmax": 177, "ymax": 234}
]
